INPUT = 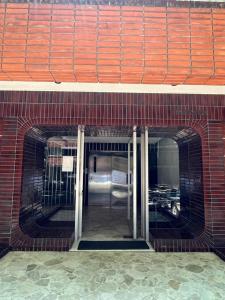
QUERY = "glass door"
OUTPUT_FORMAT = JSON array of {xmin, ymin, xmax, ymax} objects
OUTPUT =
[
  {"xmin": 127, "ymin": 126, "xmax": 138, "ymax": 239},
  {"xmin": 74, "ymin": 126, "xmax": 85, "ymax": 242},
  {"xmin": 141, "ymin": 127, "xmax": 149, "ymax": 242}
]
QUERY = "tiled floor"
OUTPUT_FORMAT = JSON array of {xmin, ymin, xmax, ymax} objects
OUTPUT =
[
  {"xmin": 49, "ymin": 209, "xmax": 74, "ymax": 222},
  {"xmin": 0, "ymin": 251, "xmax": 224, "ymax": 300},
  {"xmin": 82, "ymin": 206, "xmax": 131, "ymax": 241}
]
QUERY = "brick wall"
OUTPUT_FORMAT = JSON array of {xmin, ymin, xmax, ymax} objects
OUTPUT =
[
  {"xmin": 0, "ymin": 91, "xmax": 224, "ymax": 251},
  {"xmin": 20, "ymin": 132, "xmax": 45, "ymax": 217},
  {"xmin": 0, "ymin": 118, "xmax": 18, "ymax": 245},
  {"xmin": 0, "ymin": 121, "xmax": 3, "ymax": 156},
  {"xmin": 208, "ymin": 122, "xmax": 225, "ymax": 248},
  {"xmin": 0, "ymin": 3, "xmax": 225, "ymax": 85},
  {"xmin": 178, "ymin": 132, "xmax": 204, "ymax": 236}
]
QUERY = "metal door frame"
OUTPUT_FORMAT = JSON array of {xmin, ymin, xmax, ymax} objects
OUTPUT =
[
  {"xmin": 74, "ymin": 125, "xmax": 85, "ymax": 242},
  {"xmin": 141, "ymin": 127, "xmax": 149, "ymax": 242},
  {"xmin": 132, "ymin": 126, "xmax": 137, "ymax": 239},
  {"xmin": 145, "ymin": 127, "xmax": 149, "ymax": 242},
  {"xmin": 74, "ymin": 125, "xmax": 146, "ymax": 243},
  {"xmin": 127, "ymin": 126, "xmax": 138, "ymax": 239}
]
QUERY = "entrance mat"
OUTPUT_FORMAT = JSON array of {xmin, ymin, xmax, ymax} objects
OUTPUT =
[
  {"xmin": 78, "ymin": 240, "xmax": 149, "ymax": 250},
  {"xmin": 0, "ymin": 245, "xmax": 10, "ymax": 259}
]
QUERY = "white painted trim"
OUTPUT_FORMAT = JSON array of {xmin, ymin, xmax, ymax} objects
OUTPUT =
[{"xmin": 0, "ymin": 81, "xmax": 225, "ymax": 95}]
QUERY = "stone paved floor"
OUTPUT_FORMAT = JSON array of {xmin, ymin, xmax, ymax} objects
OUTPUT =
[
  {"xmin": 82, "ymin": 207, "xmax": 131, "ymax": 241},
  {"xmin": 0, "ymin": 251, "xmax": 224, "ymax": 300}
]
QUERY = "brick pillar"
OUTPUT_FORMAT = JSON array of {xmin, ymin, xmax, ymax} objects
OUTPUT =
[
  {"xmin": 0, "ymin": 118, "xmax": 18, "ymax": 245},
  {"xmin": 208, "ymin": 122, "xmax": 225, "ymax": 248}
]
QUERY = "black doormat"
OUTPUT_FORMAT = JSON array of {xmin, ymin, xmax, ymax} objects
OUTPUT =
[
  {"xmin": 0, "ymin": 245, "xmax": 10, "ymax": 259},
  {"xmin": 78, "ymin": 240, "xmax": 149, "ymax": 250}
]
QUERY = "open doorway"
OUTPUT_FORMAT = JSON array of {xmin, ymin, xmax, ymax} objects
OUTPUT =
[
  {"xmin": 83, "ymin": 150, "xmax": 132, "ymax": 240},
  {"xmin": 81, "ymin": 126, "xmax": 135, "ymax": 241}
]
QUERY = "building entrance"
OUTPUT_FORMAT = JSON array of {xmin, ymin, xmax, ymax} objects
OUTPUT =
[
  {"xmin": 19, "ymin": 125, "xmax": 204, "ymax": 251},
  {"xmin": 71, "ymin": 126, "xmax": 149, "ymax": 249}
]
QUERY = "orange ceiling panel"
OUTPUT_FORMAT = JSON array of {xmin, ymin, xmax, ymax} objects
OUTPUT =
[{"xmin": 0, "ymin": 3, "xmax": 225, "ymax": 85}]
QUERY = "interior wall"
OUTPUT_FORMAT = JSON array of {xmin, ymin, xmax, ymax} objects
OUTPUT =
[
  {"xmin": 157, "ymin": 138, "xmax": 179, "ymax": 188},
  {"xmin": 178, "ymin": 133, "xmax": 204, "ymax": 235},
  {"xmin": 149, "ymin": 144, "xmax": 158, "ymax": 186},
  {"xmin": 87, "ymin": 142, "xmax": 130, "ymax": 207}
]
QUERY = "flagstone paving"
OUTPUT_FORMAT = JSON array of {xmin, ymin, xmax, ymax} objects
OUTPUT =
[{"xmin": 0, "ymin": 251, "xmax": 224, "ymax": 300}]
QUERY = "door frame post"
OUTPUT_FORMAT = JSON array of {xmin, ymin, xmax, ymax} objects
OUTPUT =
[
  {"xmin": 127, "ymin": 141, "xmax": 131, "ymax": 220},
  {"xmin": 75, "ymin": 125, "xmax": 81, "ymax": 242},
  {"xmin": 78, "ymin": 126, "xmax": 85, "ymax": 239},
  {"xmin": 133, "ymin": 126, "xmax": 137, "ymax": 239},
  {"xmin": 141, "ymin": 131, "xmax": 145, "ymax": 238},
  {"xmin": 145, "ymin": 126, "xmax": 149, "ymax": 242}
]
